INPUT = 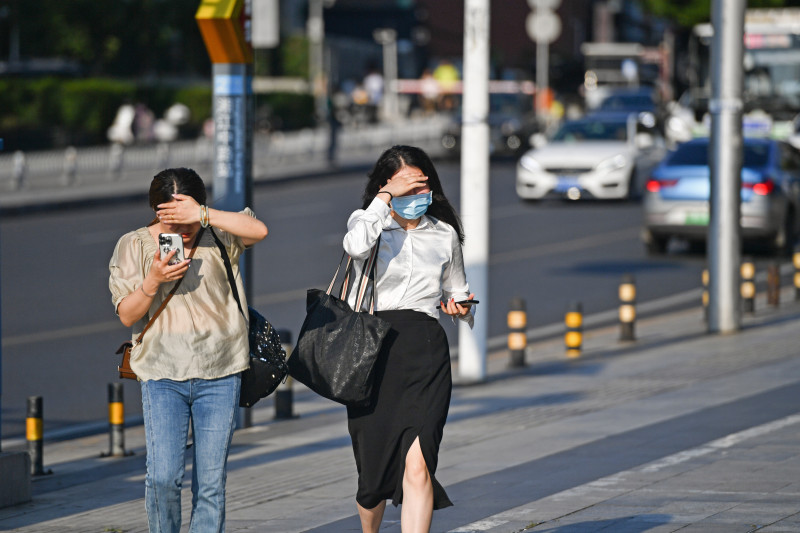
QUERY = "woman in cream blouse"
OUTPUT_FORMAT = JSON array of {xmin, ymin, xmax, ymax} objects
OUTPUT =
[{"xmin": 109, "ymin": 167, "xmax": 267, "ymax": 533}]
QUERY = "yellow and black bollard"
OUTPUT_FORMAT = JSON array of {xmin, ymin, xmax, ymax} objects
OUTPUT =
[
  {"xmin": 275, "ymin": 329, "xmax": 295, "ymax": 420},
  {"xmin": 794, "ymin": 249, "xmax": 800, "ymax": 301},
  {"xmin": 27, "ymin": 396, "xmax": 51, "ymax": 476},
  {"xmin": 507, "ymin": 298, "xmax": 527, "ymax": 368},
  {"xmin": 618, "ymin": 274, "xmax": 636, "ymax": 341},
  {"xmin": 564, "ymin": 301, "xmax": 583, "ymax": 358},
  {"xmin": 741, "ymin": 259, "xmax": 756, "ymax": 314},
  {"xmin": 102, "ymin": 383, "xmax": 132, "ymax": 457},
  {"xmin": 767, "ymin": 262, "xmax": 780, "ymax": 308},
  {"xmin": 702, "ymin": 268, "xmax": 710, "ymax": 322}
]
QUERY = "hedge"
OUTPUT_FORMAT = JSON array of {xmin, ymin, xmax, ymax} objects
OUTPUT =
[{"xmin": 0, "ymin": 77, "xmax": 315, "ymax": 151}]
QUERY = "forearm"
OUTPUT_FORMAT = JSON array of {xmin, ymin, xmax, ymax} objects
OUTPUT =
[
  {"xmin": 343, "ymin": 199, "xmax": 390, "ymax": 258},
  {"xmin": 117, "ymin": 277, "xmax": 160, "ymax": 327},
  {"xmin": 207, "ymin": 208, "xmax": 268, "ymax": 246}
]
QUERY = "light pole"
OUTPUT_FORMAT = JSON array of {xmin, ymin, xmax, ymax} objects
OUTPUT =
[
  {"xmin": 459, "ymin": 0, "xmax": 490, "ymax": 383},
  {"xmin": 708, "ymin": 0, "xmax": 745, "ymax": 333},
  {"xmin": 373, "ymin": 28, "xmax": 399, "ymax": 121}
]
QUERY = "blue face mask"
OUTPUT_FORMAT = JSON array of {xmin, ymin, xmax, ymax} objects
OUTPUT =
[{"xmin": 391, "ymin": 192, "xmax": 432, "ymax": 220}]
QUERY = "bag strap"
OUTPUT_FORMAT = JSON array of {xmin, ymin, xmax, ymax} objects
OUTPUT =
[
  {"xmin": 209, "ymin": 228, "xmax": 246, "ymax": 318},
  {"xmin": 328, "ymin": 236, "xmax": 380, "ymax": 314},
  {"xmin": 133, "ymin": 227, "xmax": 205, "ymax": 345}
]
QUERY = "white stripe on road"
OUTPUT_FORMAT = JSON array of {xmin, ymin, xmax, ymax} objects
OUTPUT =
[
  {"xmin": 640, "ymin": 412, "xmax": 800, "ymax": 473},
  {"xmin": 445, "ymin": 412, "xmax": 800, "ymax": 533}
]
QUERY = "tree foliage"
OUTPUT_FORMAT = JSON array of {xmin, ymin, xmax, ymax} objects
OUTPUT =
[
  {"xmin": 637, "ymin": 0, "xmax": 798, "ymax": 29},
  {"xmin": 1, "ymin": 0, "xmax": 211, "ymax": 77}
]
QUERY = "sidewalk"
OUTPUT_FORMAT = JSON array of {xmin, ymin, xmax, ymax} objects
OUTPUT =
[{"xmin": 1, "ymin": 290, "xmax": 799, "ymax": 532}]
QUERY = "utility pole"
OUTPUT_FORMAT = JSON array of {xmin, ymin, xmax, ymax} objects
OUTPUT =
[
  {"xmin": 308, "ymin": 0, "xmax": 328, "ymax": 122},
  {"xmin": 373, "ymin": 28, "xmax": 399, "ymax": 121},
  {"xmin": 459, "ymin": 0, "xmax": 490, "ymax": 383},
  {"xmin": 708, "ymin": 0, "xmax": 745, "ymax": 333}
]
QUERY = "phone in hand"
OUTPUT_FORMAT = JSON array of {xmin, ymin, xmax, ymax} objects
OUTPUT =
[
  {"xmin": 436, "ymin": 299, "xmax": 480, "ymax": 309},
  {"xmin": 159, "ymin": 233, "xmax": 185, "ymax": 265}
]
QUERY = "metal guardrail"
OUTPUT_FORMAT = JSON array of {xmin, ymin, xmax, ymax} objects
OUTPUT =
[{"xmin": 0, "ymin": 117, "xmax": 450, "ymax": 198}]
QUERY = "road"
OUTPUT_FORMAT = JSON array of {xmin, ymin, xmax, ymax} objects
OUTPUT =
[{"xmin": 0, "ymin": 159, "xmax": 708, "ymax": 439}]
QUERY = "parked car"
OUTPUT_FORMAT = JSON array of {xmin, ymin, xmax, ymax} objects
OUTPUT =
[
  {"xmin": 642, "ymin": 137, "xmax": 800, "ymax": 255},
  {"xmin": 515, "ymin": 112, "xmax": 665, "ymax": 201},
  {"xmin": 441, "ymin": 93, "xmax": 539, "ymax": 158}
]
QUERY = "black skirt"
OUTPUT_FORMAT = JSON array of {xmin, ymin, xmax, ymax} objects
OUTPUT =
[{"xmin": 347, "ymin": 309, "xmax": 453, "ymax": 510}]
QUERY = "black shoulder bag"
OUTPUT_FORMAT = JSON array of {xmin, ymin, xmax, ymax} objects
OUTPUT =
[{"xmin": 210, "ymin": 229, "xmax": 288, "ymax": 408}]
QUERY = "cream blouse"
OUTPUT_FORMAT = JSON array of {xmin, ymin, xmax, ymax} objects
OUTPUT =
[{"xmin": 108, "ymin": 212, "xmax": 254, "ymax": 381}]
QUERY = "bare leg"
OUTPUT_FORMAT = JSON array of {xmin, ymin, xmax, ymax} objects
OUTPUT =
[
  {"xmin": 401, "ymin": 437, "xmax": 434, "ymax": 533},
  {"xmin": 357, "ymin": 500, "xmax": 386, "ymax": 533}
]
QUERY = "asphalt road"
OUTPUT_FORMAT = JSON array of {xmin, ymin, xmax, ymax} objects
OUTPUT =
[{"xmin": 0, "ymin": 160, "xmax": 709, "ymax": 439}]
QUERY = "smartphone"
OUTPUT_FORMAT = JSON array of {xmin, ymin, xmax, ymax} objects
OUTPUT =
[
  {"xmin": 436, "ymin": 299, "xmax": 479, "ymax": 309},
  {"xmin": 159, "ymin": 233, "xmax": 185, "ymax": 265}
]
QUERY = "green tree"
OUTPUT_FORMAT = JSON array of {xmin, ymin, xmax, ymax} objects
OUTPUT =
[{"xmin": 638, "ymin": 0, "xmax": 795, "ymax": 28}]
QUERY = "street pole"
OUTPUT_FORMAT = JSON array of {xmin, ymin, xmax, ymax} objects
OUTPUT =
[
  {"xmin": 459, "ymin": 0, "xmax": 490, "ymax": 383},
  {"xmin": 197, "ymin": 0, "xmax": 255, "ymax": 427},
  {"xmin": 708, "ymin": 0, "xmax": 744, "ymax": 334},
  {"xmin": 373, "ymin": 28, "xmax": 399, "ymax": 121},
  {"xmin": 308, "ymin": 0, "xmax": 328, "ymax": 122}
]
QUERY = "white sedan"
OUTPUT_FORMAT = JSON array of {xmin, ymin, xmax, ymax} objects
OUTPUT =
[{"xmin": 516, "ymin": 113, "xmax": 664, "ymax": 201}]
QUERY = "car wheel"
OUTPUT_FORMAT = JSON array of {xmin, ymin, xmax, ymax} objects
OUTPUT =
[
  {"xmin": 627, "ymin": 167, "xmax": 641, "ymax": 202},
  {"xmin": 645, "ymin": 234, "xmax": 669, "ymax": 256},
  {"xmin": 774, "ymin": 211, "xmax": 796, "ymax": 256}
]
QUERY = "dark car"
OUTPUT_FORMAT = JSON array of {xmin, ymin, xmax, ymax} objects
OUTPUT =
[
  {"xmin": 642, "ymin": 137, "xmax": 800, "ymax": 255},
  {"xmin": 441, "ymin": 93, "xmax": 539, "ymax": 157}
]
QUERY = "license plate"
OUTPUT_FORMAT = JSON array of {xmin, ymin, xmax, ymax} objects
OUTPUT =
[
  {"xmin": 685, "ymin": 212, "xmax": 709, "ymax": 225},
  {"xmin": 555, "ymin": 176, "xmax": 580, "ymax": 193}
]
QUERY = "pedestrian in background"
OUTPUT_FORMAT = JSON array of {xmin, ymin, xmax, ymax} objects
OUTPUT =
[
  {"xmin": 108, "ymin": 167, "xmax": 268, "ymax": 533},
  {"xmin": 343, "ymin": 145, "xmax": 476, "ymax": 533}
]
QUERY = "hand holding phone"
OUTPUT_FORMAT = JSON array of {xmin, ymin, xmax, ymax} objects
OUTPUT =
[
  {"xmin": 159, "ymin": 233, "xmax": 185, "ymax": 265},
  {"xmin": 436, "ymin": 299, "xmax": 479, "ymax": 309}
]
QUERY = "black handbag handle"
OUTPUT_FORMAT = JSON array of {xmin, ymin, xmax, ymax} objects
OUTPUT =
[{"xmin": 328, "ymin": 236, "xmax": 380, "ymax": 314}]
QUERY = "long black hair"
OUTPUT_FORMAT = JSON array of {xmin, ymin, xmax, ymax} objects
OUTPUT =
[
  {"xmin": 147, "ymin": 167, "xmax": 207, "ymax": 223},
  {"xmin": 362, "ymin": 145, "xmax": 464, "ymax": 243}
]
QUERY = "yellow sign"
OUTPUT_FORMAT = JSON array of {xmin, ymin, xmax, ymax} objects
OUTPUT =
[{"xmin": 196, "ymin": 0, "xmax": 253, "ymax": 64}]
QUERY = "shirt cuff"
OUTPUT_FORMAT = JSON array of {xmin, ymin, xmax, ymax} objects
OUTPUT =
[{"xmin": 368, "ymin": 196, "xmax": 392, "ymax": 216}]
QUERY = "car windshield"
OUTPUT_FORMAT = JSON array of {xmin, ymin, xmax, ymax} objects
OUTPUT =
[
  {"xmin": 551, "ymin": 120, "xmax": 628, "ymax": 142},
  {"xmin": 667, "ymin": 142, "xmax": 770, "ymax": 168},
  {"xmin": 599, "ymin": 94, "xmax": 654, "ymax": 112}
]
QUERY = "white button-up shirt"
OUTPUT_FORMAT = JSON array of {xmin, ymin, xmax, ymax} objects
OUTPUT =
[{"xmin": 343, "ymin": 197, "xmax": 474, "ymax": 326}]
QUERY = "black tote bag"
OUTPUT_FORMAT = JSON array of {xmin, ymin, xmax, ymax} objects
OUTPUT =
[{"xmin": 288, "ymin": 240, "xmax": 391, "ymax": 406}]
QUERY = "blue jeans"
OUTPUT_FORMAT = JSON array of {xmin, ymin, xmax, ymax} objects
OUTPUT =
[{"xmin": 141, "ymin": 374, "xmax": 240, "ymax": 533}]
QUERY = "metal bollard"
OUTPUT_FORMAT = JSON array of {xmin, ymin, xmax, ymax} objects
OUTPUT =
[
  {"xmin": 741, "ymin": 259, "xmax": 756, "ymax": 314},
  {"xmin": 564, "ymin": 301, "xmax": 583, "ymax": 359},
  {"xmin": 618, "ymin": 274, "xmax": 636, "ymax": 341},
  {"xmin": 794, "ymin": 250, "xmax": 800, "ymax": 302},
  {"xmin": 275, "ymin": 329, "xmax": 295, "ymax": 420},
  {"xmin": 767, "ymin": 262, "xmax": 780, "ymax": 307},
  {"xmin": 702, "ymin": 268, "xmax": 710, "ymax": 322},
  {"xmin": 102, "ymin": 383, "xmax": 132, "ymax": 457},
  {"xmin": 27, "ymin": 396, "xmax": 51, "ymax": 476},
  {"xmin": 507, "ymin": 298, "xmax": 527, "ymax": 368}
]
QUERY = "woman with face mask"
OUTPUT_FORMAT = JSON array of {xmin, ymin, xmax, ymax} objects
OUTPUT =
[{"xmin": 343, "ymin": 145, "xmax": 476, "ymax": 533}]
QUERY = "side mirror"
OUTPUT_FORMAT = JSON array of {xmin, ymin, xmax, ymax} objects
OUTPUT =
[{"xmin": 530, "ymin": 133, "xmax": 547, "ymax": 149}]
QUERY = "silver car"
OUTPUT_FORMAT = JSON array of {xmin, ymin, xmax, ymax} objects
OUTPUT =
[
  {"xmin": 516, "ymin": 113, "xmax": 663, "ymax": 201},
  {"xmin": 642, "ymin": 137, "xmax": 800, "ymax": 255}
]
